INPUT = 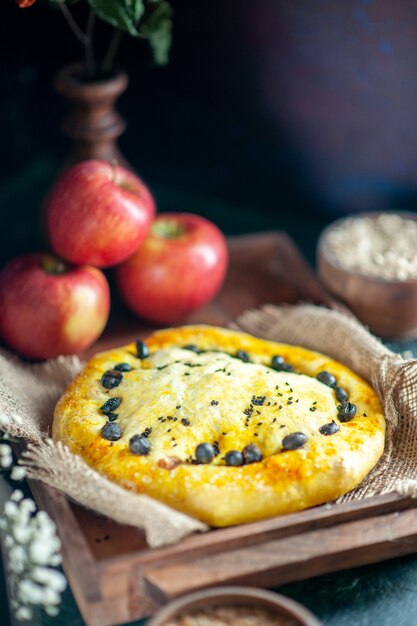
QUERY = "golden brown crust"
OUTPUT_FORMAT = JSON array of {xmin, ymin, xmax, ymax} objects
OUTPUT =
[{"xmin": 53, "ymin": 325, "xmax": 385, "ymax": 526}]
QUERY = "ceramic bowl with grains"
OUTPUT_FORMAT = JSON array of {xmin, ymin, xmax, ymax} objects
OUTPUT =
[
  {"xmin": 317, "ymin": 212, "xmax": 417, "ymax": 339},
  {"xmin": 147, "ymin": 587, "xmax": 322, "ymax": 626}
]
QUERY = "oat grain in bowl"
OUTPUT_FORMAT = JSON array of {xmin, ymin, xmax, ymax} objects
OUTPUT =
[
  {"xmin": 317, "ymin": 212, "xmax": 417, "ymax": 338},
  {"xmin": 166, "ymin": 605, "xmax": 298, "ymax": 626},
  {"xmin": 148, "ymin": 587, "xmax": 322, "ymax": 626},
  {"xmin": 324, "ymin": 213, "xmax": 417, "ymax": 280}
]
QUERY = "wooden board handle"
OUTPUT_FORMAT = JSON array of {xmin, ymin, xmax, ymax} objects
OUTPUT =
[{"xmin": 144, "ymin": 506, "xmax": 417, "ymax": 604}]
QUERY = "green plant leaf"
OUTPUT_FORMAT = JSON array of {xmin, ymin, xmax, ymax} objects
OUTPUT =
[
  {"xmin": 88, "ymin": 0, "xmax": 145, "ymax": 36},
  {"xmin": 140, "ymin": 0, "xmax": 173, "ymax": 65}
]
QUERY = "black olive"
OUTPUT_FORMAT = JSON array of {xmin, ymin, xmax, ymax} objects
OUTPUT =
[
  {"xmin": 225, "ymin": 450, "xmax": 244, "ymax": 466},
  {"xmin": 100, "ymin": 397, "xmax": 122, "ymax": 414},
  {"xmin": 271, "ymin": 355, "xmax": 285, "ymax": 369},
  {"xmin": 195, "ymin": 443, "xmax": 215, "ymax": 464},
  {"xmin": 282, "ymin": 432, "xmax": 308, "ymax": 451},
  {"xmin": 136, "ymin": 340, "xmax": 149, "ymax": 359},
  {"xmin": 129, "ymin": 435, "xmax": 151, "ymax": 455},
  {"xmin": 337, "ymin": 402, "xmax": 357, "ymax": 422},
  {"xmin": 319, "ymin": 421, "xmax": 340, "ymax": 436},
  {"xmin": 242, "ymin": 444, "xmax": 263, "ymax": 464},
  {"xmin": 101, "ymin": 370, "xmax": 123, "ymax": 389},
  {"xmin": 101, "ymin": 422, "xmax": 122, "ymax": 441},
  {"xmin": 106, "ymin": 412, "xmax": 119, "ymax": 422},
  {"xmin": 335, "ymin": 386, "xmax": 348, "ymax": 403},
  {"xmin": 236, "ymin": 350, "xmax": 250, "ymax": 362},
  {"xmin": 183, "ymin": 344, "xmax": 200, "ymax": 353},
  {"xmin": 271, "ymin": 356, "xmax": 292, "ymax": 372},
  {"xmin": 316, "ymin": 371, "xmax": 337, "ymax": 388},
  {"xmin": 114, "ymin": 362, "xmax": 133, "ymax": 372}
]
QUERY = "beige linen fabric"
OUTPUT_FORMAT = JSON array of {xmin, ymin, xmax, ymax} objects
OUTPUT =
[{"xmin": 0, "ymin": 304, "xmax": 415, "ymax": 547}]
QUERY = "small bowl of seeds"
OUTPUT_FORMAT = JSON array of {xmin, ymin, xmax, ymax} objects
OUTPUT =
[
  {"xmin": 317, "ymin": 211, "xmax": 417, "ymax": 339},
  {"xmin": 147, "ymin": 586, "xmax": 322, "ymax": 626}
]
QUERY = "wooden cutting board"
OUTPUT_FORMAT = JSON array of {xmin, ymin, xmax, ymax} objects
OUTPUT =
[
  {"xmin": 83, "ymin": 231, "xmax": 337, "ymax": 356},
  {"xmin": 28, "ymin": 232, "xmax": 417, "ymax": 626}
]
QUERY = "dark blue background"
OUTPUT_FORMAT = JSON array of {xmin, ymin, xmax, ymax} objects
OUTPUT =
[{"xmin": 1, "ymin": 0, "xmax": 417, "ymax": 267}]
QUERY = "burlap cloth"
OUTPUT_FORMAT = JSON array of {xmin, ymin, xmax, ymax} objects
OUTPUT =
[{"xmin": 1, "ymin": 304, "xmax": 417, "ymax": 548}]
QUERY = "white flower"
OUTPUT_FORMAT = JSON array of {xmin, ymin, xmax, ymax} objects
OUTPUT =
[
  {"xmin": 12, "ymin": 524, "xmax": 32, "ymax": 545},
  {"xmin": 10, "ymin": 489, "xmax": 24, "ymax": 502},
  {"xmin": 9, "ymin": 545, "xmax": 26, "ymax": 566},
  {"xmin": 45, "ymin": 605, "xmax": 59, "ymax": 617},
  {"xmin": 4, "ymin": 500, "xmax": 19, "ymax": 519},
  {"xmin": 10, "ymin": 466, "xmax": 26, "ymax": 481},
  {"xmin": 29, "ymin": 541, "xmax": 55, "ymax": 565},
  {"xmin": 31, "ymin": 566, "xmax": 50, "ymax": 584},
  {"xmin": 0, "ymin": 443, "xmax": 12, "ymax": 468},
  {"xmin": 32, "ymin": 567, "xmax": 66, "ymax": 593},
  {"xmin": 18, "ymin": 579, "xmax": 46, "ymax": 605},
  {"xmin": 36, "ymin": 511, "xmax": 56, "ymax": 532},
  {"xmin": 20, "ymin": 499, "xmax": 36, "ymax": 515},
  {"xmin": 49, "ymin": 553, "xmax": 62, "ymax": 566},
  {"xmin": 41, "ymin": 587, "xmax": 61, "ymax": 606},
  {"xmin": 50, "ymin": 571, "xmax": 66, "ymax": 593},
  {"xmin": 1, "ymin": 492, "xmax": 66, "ymax": 621},
  {"xmin": 9, "ymin": 561, "xmax": 25, "ymax": 575},
  {"xmin": 0, "ymin": 442, "xmax": 11, "ymax": 455},
  {"xmin": 0, "ymin": 456, "xmax": 12, "ymax": 469},
  {"xmin": 15, "ymin": 606, "xmax": 32, "ymax": 621},
  {"xmin": 35, "ymin": 530, "xmax": 60, "ymax": 552}
]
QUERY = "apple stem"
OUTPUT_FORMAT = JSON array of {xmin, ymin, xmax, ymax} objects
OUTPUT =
[
  {"xmin": 42, "ymin": 255, "xmax": 68, "ymax": 275},
  {"xmin": 151, "ymin": 220, "xmax": 187, "ymax": 239}
]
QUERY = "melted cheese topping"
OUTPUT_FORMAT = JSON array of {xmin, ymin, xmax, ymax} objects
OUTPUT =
[
  {"xmin": 54, "ymin": 325, "xmax": 386, "ymax": 526},
  {"xmin": 95, "ymin": 348, "xmax": 339, "ymax": 463}
]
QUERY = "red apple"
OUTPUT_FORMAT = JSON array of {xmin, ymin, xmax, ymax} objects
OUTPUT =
[
  {"xmin": 115, "ymin": 213, "xmax": 228, "ymax": 324},
  {"xmin": 0, "ymin": 253, "xmax": 110, "ymax": 359},
  {"xmin": 45, "ymin": 160, "xmax": 155, "ymax": 267}
]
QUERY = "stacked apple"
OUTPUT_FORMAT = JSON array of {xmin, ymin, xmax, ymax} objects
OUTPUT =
[{"xmin": 0, "ymin": 160, "xmax": 228, "ymax": 360}]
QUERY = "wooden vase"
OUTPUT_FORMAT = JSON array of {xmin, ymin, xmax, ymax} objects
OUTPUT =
[{"xmin": 55, "ymin": 63, "xmax": 130, "ymax": 168}]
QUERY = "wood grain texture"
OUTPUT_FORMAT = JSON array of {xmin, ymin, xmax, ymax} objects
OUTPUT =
[
  {"xmin": 55, "ymin": 63, "xmax": 130, "ymax": 170},
  {"xmin": 144, "ymin": 507, "xmax": 417, "ymax": 601},
  {"xmin": 27, "ymin": 232, "xmax": 417, "ymax": 626}
]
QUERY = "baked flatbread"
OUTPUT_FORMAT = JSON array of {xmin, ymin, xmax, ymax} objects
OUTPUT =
[{"xmin": 53, "ymin": 325, "xmax": 385, "ymax": 526}]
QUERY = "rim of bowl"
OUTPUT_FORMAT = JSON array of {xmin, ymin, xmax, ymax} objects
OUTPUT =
[
  {"xmin": 147, "ymin": 586, "xmax": 322, "ymax": 626},
  {"xmin": 318, "ymin": 211, "xmax": 417, "ymax": 286}
]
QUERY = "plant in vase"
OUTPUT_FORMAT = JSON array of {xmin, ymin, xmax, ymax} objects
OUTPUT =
[
  {"xmin": 16, "ymin": 0, "xmax": 173, "ymax": 74},
  {"xmin": 15, "ymin": 0, "xmax": 174, "ymax": 164}
]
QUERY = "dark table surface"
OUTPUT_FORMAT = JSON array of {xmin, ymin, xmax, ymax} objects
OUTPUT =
[{"xmin": 2, "ymin": 159, "xmax": 417, "ymax": 626}]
